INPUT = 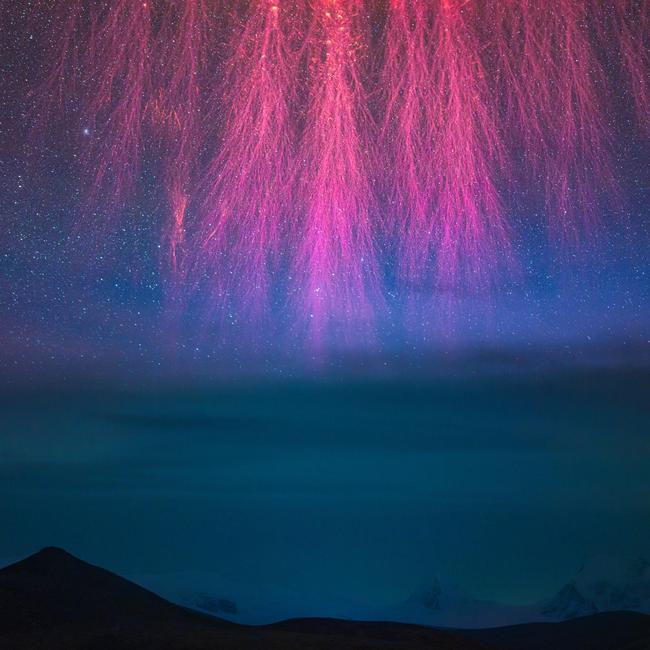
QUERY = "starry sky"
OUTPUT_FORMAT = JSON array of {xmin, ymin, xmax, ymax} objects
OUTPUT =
[
  {"xmin": 1, "ymin": 0, "xmax": 650, "ymax": 616},
  {"xmin": 1, "ymin": 1, "xmax": 650, "ymax": 374}
]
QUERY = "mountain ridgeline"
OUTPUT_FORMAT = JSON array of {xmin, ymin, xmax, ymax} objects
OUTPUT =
[{"xmin": 1, "ymin": 548, "xmax": 650, "ymax": 650}]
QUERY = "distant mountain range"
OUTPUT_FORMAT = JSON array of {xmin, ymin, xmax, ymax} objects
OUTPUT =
[
  {"xmin": 1, "ymin": 547, "xmax": 650, "ymax": 649},
  {"xmin": 133, "ymin": 554, "xmax": 650, "ymax": 629}
]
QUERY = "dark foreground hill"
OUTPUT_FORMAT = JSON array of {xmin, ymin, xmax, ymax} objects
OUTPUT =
[
  {"xmin": 1, "ymin": 548, "xmax": 649, "ymax": 650},
  {"xmin": 463, "ymin": 611, "xmax": 650, "ymax": 650}
]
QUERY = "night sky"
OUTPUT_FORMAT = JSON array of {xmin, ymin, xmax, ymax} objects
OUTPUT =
[{"xmin": 1, "ymin": 0, "xmax": 650, "ymax": 620}]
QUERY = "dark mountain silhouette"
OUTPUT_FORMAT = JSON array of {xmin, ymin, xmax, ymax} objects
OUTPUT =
[
  {"xmin": 0, "ymin": 546, "xmax": 202, "ymax": 632},
  {"xmin": 1, "ymin": 548, "xmax": 649, "ymax": 649},
  {"xmin": 0, "ymin": 548, "xmax": 490, "ymax": 649}
]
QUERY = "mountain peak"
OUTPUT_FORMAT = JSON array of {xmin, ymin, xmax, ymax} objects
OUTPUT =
[
  {"xmin": 5, "ymin": 546, "xmax": 103, "ymax": 577},
  {"xmin": 542, "ymin": 556, "xmax": 650, "ymax": 622},
  {"xmin": 0, "ymin": 547, "xmax": 193, "ymax": 633},
  {"xmin": 28, "ymin": 546, "xmax": 74, "ymax": 562},
  {"xmin": 36, "ymin": 545, "xmax": 68, "ymax": 555},
  {"xmin": 542, "ymin": 582, "xmax": 599, "ymax": 620}
]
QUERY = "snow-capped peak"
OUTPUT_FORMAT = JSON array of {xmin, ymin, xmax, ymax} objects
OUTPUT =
[
  {"xmin": 541, "ymin": 582, "xmax": 598, "ymax": 620},
  {"xmin": 543, "ymin": 556, "xmax": 650, "ymax": 620}
]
